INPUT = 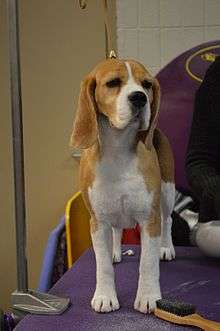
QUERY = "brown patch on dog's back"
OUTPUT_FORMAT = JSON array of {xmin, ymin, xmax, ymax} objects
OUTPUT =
[{"xmin": 153, "ymin": 128, "xmax": 174, "ymax": 183}]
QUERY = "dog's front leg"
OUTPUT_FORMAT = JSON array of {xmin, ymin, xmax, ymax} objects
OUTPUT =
[
  {"xmin": 134, "ymin": 225, "xmax": 161, "ymax": 313},
  {"xmin": 91, "ymin": 219, "xmax": 120, "ymax": 313}
]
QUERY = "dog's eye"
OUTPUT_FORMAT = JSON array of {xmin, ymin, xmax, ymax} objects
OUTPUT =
[
  {"xmin": 142, "ymin": 80, "xmax": 152, "ymax": 90},
  {"xmin": 106, "ymin": 78, "xmax": 121, "ymax": 88}
]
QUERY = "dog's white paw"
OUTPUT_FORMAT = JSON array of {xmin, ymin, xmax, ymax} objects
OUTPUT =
[
  {"xmin": 134, "ymin": 291, "xmax": 161, "ymax": 314},
  {"xmin": 91, "ymin": 290, "xmax": 120, "ymax": 313},
  {"xmin": 160, "ymin": 244, "xmax": 175, "ymax": 261},
  {"xmin": 112, "ymin": 250, "xmax": 122, "ymax": 263}
]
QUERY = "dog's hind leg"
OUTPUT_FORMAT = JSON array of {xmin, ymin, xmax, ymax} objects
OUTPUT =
[
  {"xmin": 112, "ymin": 227, "xmax": 122, "ymax": 263},
  {"xmin": 153, "ymin": 129, "xmax": 175, "ymax": 260},
  {"xmin": 160, "ymin": 181, "xmax": 175, "ymax": 260}
]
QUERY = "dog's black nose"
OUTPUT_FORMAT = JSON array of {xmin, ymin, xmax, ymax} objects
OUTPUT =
[{"xmin": 128, "ymin": 91, "xmax": 147, "ymax": 108}]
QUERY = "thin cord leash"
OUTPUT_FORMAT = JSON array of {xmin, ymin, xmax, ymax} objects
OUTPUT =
[
  {"xmin": 79, "ymin": 0, "xmax": 117, "ymax": 59},
  {"xmin": 103, "ymin": 0, "xmax": 117, "ymax": 59}
]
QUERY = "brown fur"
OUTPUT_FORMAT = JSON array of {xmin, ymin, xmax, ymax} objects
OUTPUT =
[
  {"xmin": 70, "ymin": 58, "xmax": 160, "ymax": 149},
  {"xmin": 153, "ymin": 128, "xmax": 175, "ymax": 183},
  {"xmin": 79, "ymin": 144, "xmax": 100, "ymax": 232},
  {"xmin": 137, "ymin": 141, "xmax": 161, "ymax": 237},
  {"xmin": 70, "ymin": 74, "xmax": 98, "ymax": 149}
]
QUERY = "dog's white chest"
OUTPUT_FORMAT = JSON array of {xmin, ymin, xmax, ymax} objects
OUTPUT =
[{"xmin": 88, "ymin": 156, "xmax": 153, "ymax": 228}]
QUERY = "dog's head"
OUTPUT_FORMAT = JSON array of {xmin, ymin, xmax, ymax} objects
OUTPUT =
[{"xmin": 70, "ymin": 59, "xmax": 160, "ymax": 150}]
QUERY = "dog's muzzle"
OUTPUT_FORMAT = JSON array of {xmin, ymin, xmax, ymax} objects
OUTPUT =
[{"xmin": 128, "ymin": 91, "xmax": 147, "ymax": 109}]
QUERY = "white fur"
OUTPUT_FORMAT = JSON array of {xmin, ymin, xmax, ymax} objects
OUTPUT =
[
  {"xmin": 160, "ymin": 181, "xmax": 175, "ymax": 260},
  {"xmin": 89, "ymin": 156, "xmax": 154, "ymax": 229},
  {"xmin": 115, "ymin": 62, "xmax": 151, "ymax": 130},
  {"xmin": 134, "ymin": 228, "xmax": 161, "ymax": 313}
]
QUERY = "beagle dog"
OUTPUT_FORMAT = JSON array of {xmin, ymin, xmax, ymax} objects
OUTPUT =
[{"xmin": 71, "ymin": 59, "xmax": 175, "ymax": 314}]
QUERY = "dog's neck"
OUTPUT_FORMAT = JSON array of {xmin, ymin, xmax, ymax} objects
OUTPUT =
[{"xmin": 97, "ymin": 114, "xmax": 140, "ymax": 160}]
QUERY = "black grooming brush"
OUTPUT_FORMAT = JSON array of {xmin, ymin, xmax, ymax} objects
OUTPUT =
[{"xmin": 155, "ymin": 298, "xmax": 220, "ymax": 330}]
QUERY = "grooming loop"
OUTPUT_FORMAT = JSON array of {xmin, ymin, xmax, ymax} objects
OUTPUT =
[{"xmin": 79, "ymin": 0, "xmax": 87, "ymax": 9}]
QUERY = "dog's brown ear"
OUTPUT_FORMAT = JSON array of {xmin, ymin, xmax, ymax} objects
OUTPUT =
[
  {"xmin": 70, "ymin": 74, "xmax": 98, "ymax": 149},
  {"xmin": 145, "ymin": 78, "xmax": 160, "ymax": 150}
]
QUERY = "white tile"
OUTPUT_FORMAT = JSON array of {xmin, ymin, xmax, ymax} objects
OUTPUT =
[
  {"xmin": 183, "ymin": 27, "xmax": 204, "ymax": 51},
  {"xmin": 139, "ymin": 0, "xmax": 160, "ymax": 27},
  {"xmin": 139, "ymin": 28, "xmax": 161, "ymax": 67},
  {"xmin": 161, "ymin": 28, "xmax": 185, "ymax": 66},
  {"xmin": 117, "ymin": 0, "xmax": 138, "ymax": 28},
  {"xmin": 182, "ymin": 0, "xmax": 204, "ymax": 26},
  {"xmin": 204, "ymin": 27, "xmax": 220, "ymax": 42},
  {"xmin": 160, "ymin": 0, "xmax": 182, "ymax": 27},
  {"xmin": 117, "ymin": 29, "xmax": 138, "ymax": 59},
  {"xmin": 205, "ymin": 0, "xmax": 220, "ymax": 26}
]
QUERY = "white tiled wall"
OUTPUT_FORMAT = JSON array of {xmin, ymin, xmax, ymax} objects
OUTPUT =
[{"xmin": 117, "ymin": 0, "xmax": 220, "ymax": 75}]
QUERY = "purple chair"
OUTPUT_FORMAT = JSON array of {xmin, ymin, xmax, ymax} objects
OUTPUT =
[
  {"xmin": 38, "ymin": 216, "xmax": 66, "ymax": 293},
  {"xmin": 18, "ymin": 41, "xmax": 220, "ymax": 330},
  {"xmin": 157, "ymin": 40, "xmax": 220, "ymax": 190}
]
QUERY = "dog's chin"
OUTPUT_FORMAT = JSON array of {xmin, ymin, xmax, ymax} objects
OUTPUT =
[
  {"xmin": 109, "ymin": 108, "xmax": 149, "ymax": 131},
  {"xmin": 130, "ymin": 110, "xmax": 148, "ymax": 130},
  {"xmin": 110, "ymin": 117, "xmax": 132, "ymax": 130},
  {"xmin": 111, "ymin": 114, "xmax": 144, "ymax": 130}
]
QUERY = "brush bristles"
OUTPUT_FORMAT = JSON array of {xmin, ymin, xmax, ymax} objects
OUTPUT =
[{"xmin": 156, "ymin": 298, "xmax": 196, "ymax": 317}]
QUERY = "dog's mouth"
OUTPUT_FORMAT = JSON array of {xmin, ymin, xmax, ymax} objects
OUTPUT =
[
  {"xmin": 130, "ymin": 108, "xmax": 144, "ymax": 125},
  {"xmin": 107, "ymin": 109, "xmax": 144, "ymax": 130},
  {"xmin": 132, "ymin": 107, "xmax": 150, "ymax": 131},
  {"xmin": 110, "ymin": 114, "xmax": 141, "ymax": 128}
]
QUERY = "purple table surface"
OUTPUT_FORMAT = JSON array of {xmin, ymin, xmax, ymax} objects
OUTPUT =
[{"xmin": 16, "ymin": 245, "xmax": 220, "ymax": 331}]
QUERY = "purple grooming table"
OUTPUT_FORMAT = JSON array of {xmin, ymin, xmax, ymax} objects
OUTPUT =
[{"xmin": 16, "ymin": 245, "xmax": 220, "ymax": 331}]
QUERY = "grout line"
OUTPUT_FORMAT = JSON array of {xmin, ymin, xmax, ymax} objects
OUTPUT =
[
  {"xmin": 118, "ymin": 28, "xmax": 139, "ymax": 32},
  {"xmin": 137, "ymin": 0, "xmax": 140, "ymax": 60},
  {"xmin": 203, "ymin": 0, "xmax": 206, "ymax": 41},
  {"xmin": 159, "ymin": 0, "xmax": 162, "ymax": 70},
  {"xmin": 180, "ymin": 0, "xmax": 185, "ymax": 51},
  {"xmin": 137, "ymin": 0, "xmax": 140, "ymax": 28}
]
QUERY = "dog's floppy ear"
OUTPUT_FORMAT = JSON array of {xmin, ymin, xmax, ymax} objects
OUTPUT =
[
  {"xmin": 145, "ymin": 78, "xmax": 160, "ymax": 150},
  {"xmin": 70, "ymin": 73, "xmax": 98, "ymax": 149}
]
